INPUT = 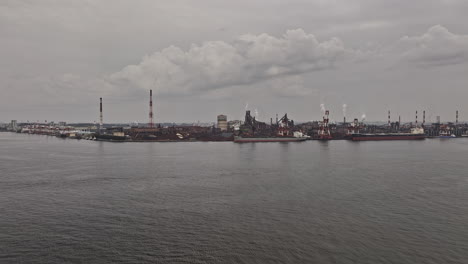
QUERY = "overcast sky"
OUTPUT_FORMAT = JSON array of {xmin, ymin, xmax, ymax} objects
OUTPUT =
[{"xmin": 1, "ymin": 0, "xmax": 468, "ymax": 123}]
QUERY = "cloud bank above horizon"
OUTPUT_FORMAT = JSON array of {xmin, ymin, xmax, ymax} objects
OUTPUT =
[
  {"xmin": 1, "ymin": 0, "xmax": 467, "ymax": 123},
  {"xmin": 106, "ymin": 25, "xmax": 468, "ymax": 97}
]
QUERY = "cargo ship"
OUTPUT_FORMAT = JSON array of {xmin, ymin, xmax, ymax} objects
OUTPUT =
[
  {"xmin": 95, "ymin": 132, "xmax": 128, "ymax": 142},
  {"xmin": 351, "ymin": 128, "xmax": 425, "ymax": 141},
  {"xmin": 234, "ymin": 136, "xmax": 308, "ymax": 143}
]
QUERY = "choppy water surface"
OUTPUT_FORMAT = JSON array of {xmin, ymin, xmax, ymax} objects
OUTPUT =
[{"xmin": 1, "ymin": 133, "xmax": 468, "ymax": 263}]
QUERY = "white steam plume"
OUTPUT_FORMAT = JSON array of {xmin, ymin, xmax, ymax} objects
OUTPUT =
[
  {"xmin": 342, "ymin": 104, "xmax": 347, "ymax": 117},
  {"xmin": 320, "ymin": 103, "xmax": 326, "ymax": 114}
]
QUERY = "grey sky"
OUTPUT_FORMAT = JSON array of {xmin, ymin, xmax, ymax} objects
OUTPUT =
[{"xmin": 1, "ymin": 0, "xmax": 467, "ymax": 123}]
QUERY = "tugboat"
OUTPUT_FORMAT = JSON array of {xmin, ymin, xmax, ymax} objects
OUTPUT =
[
  {"xmin": 439, "ymin": 126, "xmax": 456, "ymax": 138},
  {"xmin": 439, "ymin": 131, "xmax": 456, "ymax": 138}
]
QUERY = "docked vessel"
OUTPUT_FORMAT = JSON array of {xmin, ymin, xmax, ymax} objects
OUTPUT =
[
  {"xmin": 351, "ymin": 128, "xmax": 425, "ymax": 141},
  {"xmin": 234, "ymin": 136, "xmax": 307, "ymax": 143},
  {"xmin": 95, "ymin": 132, "xmax": 128, "ymax": 142},
  {"xmin": 439, "ymin": 134, "xmax": 456, "ymax": 138},
  {"xmin": 438, "ymin": 130, "xmax": 456, "ymax": 138}
]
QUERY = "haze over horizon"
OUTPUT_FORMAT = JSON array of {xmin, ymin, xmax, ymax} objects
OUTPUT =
[{"xmin": 1, "ymin": 0, "xmax": 468, "ymax": 124}]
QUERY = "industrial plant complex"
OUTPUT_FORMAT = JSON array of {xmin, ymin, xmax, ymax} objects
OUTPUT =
[{"xmin": 2, "ymin": 90, "xmax": 468, "ymax": 142}]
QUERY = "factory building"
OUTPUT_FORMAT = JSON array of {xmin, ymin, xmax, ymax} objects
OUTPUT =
[{"xmin": 217, "ymin": 115, "xmax": 228, "ymax": 131}]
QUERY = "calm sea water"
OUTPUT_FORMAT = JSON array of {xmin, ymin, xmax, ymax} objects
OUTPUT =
[{"xmin": 1, "ymin": 132, "xmax": 468, "ymax": 263}]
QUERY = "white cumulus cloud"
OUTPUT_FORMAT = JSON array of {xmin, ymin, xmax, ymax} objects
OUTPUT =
[
  {"xmin": 396, "ymin": 25, "xmax": 468, "ymax": 67},
  {"xmin": 107, "ymin": 29, "xmax": 348, "ymax": 96}
]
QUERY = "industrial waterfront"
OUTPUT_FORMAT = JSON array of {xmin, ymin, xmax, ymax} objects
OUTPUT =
[
  {"xmin": 3, "ymin": 1, "xmax": 468, "ymax": 263},
  {"xmin": 2, "ymin": 90, "xmax": 468, "ymax": 143}
]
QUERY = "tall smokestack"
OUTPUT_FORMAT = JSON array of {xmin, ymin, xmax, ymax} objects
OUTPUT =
[
  {"xmin": 99, "ymin": 97, "xmax": 103, "ymax": 131},
  {"xmin": 388, "ymin": 110, "xmax": 391, "ymax": 127},
  {"xmin": 456, "ymin": 110, "xmax": 459, "ymax": 124},
  {"xmin": 149, "ymin": 89, "xmax": 154, "ymax": 128},
  {"xmin": 423, "ymin": 111, "xmax": 425, "ymax": 127},
  {"xmin": 415, "ymin": 111, "xmax": 418, "ymax": 126}
]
